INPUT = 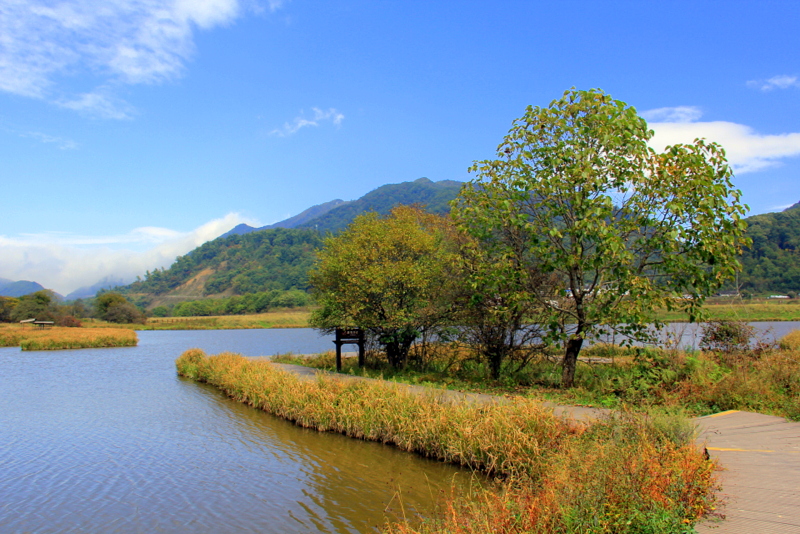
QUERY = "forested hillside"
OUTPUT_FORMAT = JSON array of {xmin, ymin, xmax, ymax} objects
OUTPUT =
[
  {"xmin": 122, "ymin": 228, "xmax": 323, "ymax": 298},
  {"xmin": 739, "ymin": 202, "xmax": 800, "ymax": 293}
]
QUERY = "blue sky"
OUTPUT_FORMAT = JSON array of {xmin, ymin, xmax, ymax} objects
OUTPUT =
[{"xmin": 1, "ymin": 0, "xmax": 799, "ymax": 294}]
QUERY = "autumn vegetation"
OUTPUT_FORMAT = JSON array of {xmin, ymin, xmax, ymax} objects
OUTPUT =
[
  {"xmin": 0, "ymin": 324, "xmax": 137, "ymax": 350},
  {"xmin": 176, "ymin": 349, "xmax": 716, "ymax": 534}
]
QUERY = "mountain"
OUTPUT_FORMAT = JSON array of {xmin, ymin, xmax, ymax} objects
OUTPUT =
[
  {"xmin": 65, "ymin": 276, "xmax": 131, "ymax": 301},
  {"xmin": 119, "ymin": 178, "xmax": 464, "ymax": 306},
  {"xmin": 294, "ymin": 178, "xmax": 462, "ymax": 233},
  {"xmin": 0, "ymin": 279, "xmax": 47, "ymax": 297},
  {"xmin": 738, "ymin": 201, "xmax": 800, "ymax": 294},
  {"xmin": 218, "ymin": 199, "xmax": 348, "ymax": 240}
]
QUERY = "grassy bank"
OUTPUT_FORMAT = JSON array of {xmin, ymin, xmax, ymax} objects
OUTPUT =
[
  {"xmin": 0, "ymin": 325, "xmax": 138, "ymax": 350},
  {"xmin": 177, "ymin": 349, "xmax": 715, "ymax": 533},
  {"xmin": 276, "ymin": 332, "xmax": 800, "ymax": 421},
  {"xmin": 658, "ymin": 298, "xmax": 800, "ymax": 322}
]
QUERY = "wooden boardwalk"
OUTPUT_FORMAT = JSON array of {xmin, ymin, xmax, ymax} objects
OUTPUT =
[
  {"xmin": 695, "ymin": 410, "xmax": 800, "ymax": 533},
  {"xmin": 271, "ymin": 363, "xmax": 800, "ymax": 533}
]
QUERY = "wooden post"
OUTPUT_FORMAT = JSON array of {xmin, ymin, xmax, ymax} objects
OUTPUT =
[{"xmin": 334, "ymin": 328, "xmax": 365, "ymax": 373}]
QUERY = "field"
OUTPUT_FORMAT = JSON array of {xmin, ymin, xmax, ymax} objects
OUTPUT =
[
  {"xmin": 659, "ymin": 297, "xmax": 800, "ymax": 322},
  {"xmin": 0, "ymin": 324, "xmax": 138, "ymax": 350}
]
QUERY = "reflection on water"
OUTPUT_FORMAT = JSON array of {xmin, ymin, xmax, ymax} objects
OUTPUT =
[{"xmin": 0, "ymin": 330, "xmax": 477, "ymax": 533}]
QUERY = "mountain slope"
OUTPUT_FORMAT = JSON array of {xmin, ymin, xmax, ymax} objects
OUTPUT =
[
  {"xmin": 120, "ymin": 178, "xmax": 464, "ymax": 304},
  {"xmin": 739, "ymin": 201, "xmax": 800, "ymax": 293},
  {"xmin": 295, "ymin": 178, "xmax": 462, "ymax": 233},
  {"xmin": 0, "ymin": 279, "xmax": 47, "ymax": 297}
]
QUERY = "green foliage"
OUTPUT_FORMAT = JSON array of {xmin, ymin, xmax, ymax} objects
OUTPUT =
[
  {"xmin": 95, "ymin": 291, "xmax": 147, "ymax": 324},
  {"xmin": 122, "ymin": 228, "xmax": 324, "ymax": 297},
  {"xmin": 309, "ymin": 206, "xmax": 460, "ymax": 368},
  {"xmin": 171, "ymin": 290, "xmax": 311, "ymax": 317},
  {"xmin": 297, "ymin": 178, "xmax": 463, "ymax": 234},
  {"xmin": 9, "ymin": 290, "xmax": 60, "ymax": 322},
  {"xmin": 738, "ymin": 204, "xmax": 800, "ymax": 293},
  {"xmin": 0, "ymin": 296, "xmax": 19, "ymax": 322},
  {"xmin": 455, "ymin": 88, "xmax": 750, "ymax": 387}
]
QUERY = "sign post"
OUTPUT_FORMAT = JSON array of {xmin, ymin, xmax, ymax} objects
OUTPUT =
[{"xmin": 333, "ymin": 328, "xmax": 365, "ymax": 372}]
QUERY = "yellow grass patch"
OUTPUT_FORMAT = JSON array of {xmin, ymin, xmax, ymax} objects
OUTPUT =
[{"xmin": 0, "ymin": 325, "xmax": 137, "ymax": 350}]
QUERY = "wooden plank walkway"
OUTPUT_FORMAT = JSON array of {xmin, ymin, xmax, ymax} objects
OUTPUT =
[
  {"xmin": 695, "ymin": 410, "xmax": 800, "ymax": 533},
  {"xmin": 271, "ymin": 363, "xmax": 800, "ymax": 533}
]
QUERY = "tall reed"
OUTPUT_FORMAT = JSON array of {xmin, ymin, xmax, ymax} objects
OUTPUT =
[{"xmin": 177, "ymin": 349, "xmax": 716, "ymax": 533}]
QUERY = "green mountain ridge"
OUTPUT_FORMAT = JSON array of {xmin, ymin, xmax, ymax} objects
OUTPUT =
[
  {"xmin": 120, "ymin": 182, "xmax": 800, "ymax": 308},
  {"xmin": 120, "ymin": 178, "xmax": 464, "ymax": 306}
]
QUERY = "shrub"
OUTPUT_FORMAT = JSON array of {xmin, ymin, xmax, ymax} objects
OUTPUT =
[
  {"xmin": 699, "ymin": 320, "xmax": 754, "ymax": 353},
  {"xmin": 56, "ymin": 315, "xmax": 82, "ymax": 327}
]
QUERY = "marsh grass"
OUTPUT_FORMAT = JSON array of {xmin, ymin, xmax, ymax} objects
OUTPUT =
[
  {"xmin": 177, "ymin": 349, "xmax": 716, "ymax": 533},
  {"xmin": 0, "ymin": 325, "xmax": 138, "ymax": 350},
  {"xmin": 280, "ymin": 332, "xmax": 800, "ymax": 421}
]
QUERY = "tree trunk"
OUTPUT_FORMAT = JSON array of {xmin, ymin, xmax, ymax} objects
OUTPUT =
[{"xmin": 561, "ymin": 336, "xmax": 584, "ymax": 388}]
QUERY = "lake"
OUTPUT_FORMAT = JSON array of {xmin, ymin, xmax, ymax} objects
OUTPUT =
[{"xmin": 0, "ymin": 329, "xmax": 476, "ymax": 533}]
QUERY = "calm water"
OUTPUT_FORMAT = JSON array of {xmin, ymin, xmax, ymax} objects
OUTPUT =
[{"xmin": 0, "ymin": 330, "xmax": 476, "ymax": 533}]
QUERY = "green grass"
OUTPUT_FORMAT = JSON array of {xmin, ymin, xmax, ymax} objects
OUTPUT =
[
  {"xmin": 276, "ymin": 330, "xmax": 800, "ymax": 421},
  {"xmin": 177, "ymin": 349, "xmax": 716, "ymax": 534}
]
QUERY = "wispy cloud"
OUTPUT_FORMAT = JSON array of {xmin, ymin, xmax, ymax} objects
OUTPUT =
[
  {"xmin": 0, "ymin": 0, "xmax": 267, "ymax": 118},
  {"xmin": 644, "ymin": 106, "xmax": 800, "ymax": 174},
  {"xmin": 20, "ymin": 131, "xmax": 78, "ymax": 150},
  {"xmin": 270, "ymin": 107, "xmax": 345, "ymax": 137},
  {"xmin": 747, "ymin": 75, "xmax": 800, "ymax": 91},
  {"xmin": 0, "ymin": 213, "xmax": 259, "ymax": 295}
]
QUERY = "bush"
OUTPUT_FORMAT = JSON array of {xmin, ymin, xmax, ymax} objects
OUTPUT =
[
  {"xmin": 56, "ymin": 315, "xmax": 82, "ymax": 327},
  {"xmin": 699, "ymin": 320, "xmax": 754, "ymax": 353}
]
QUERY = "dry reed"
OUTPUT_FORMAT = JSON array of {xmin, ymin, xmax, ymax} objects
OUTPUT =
[
  {"xmin": 176, "ymin": 349, "xmax": 716, "ymax": 533},
  {"xmin": 0, "ymin": 326, "xmax": 138, "ymax": 350}
]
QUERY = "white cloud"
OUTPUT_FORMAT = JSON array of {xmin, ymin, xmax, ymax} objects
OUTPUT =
[
  {"xmin": 270, "ymin": 107, "xmax": 345, "ymax": 137},
  {"xmin": 641, "ymin": 106, "xmax": 703, "ymax": 123},
  {"xmin": 747, "ymin": 75, "xmax": 800, "ymax": 91},
  {"xmin": 20, "ymin": 131, "xmax": 78, "ymax": 150},
  {"xmin": 0, "ymin": 213, "xmax": 259, "ymax": 295},
  {"xmin": 644, "ymin": 107, "xmax": 800, "ymax": 174},
  {"xmin": 0, "ymin": 0, "xmax": 267, "ymax": 118}
]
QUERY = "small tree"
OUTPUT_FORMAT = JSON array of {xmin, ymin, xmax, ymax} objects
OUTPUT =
[
  {"xmin": 457, "ymin": 88, "xmax": 750, "ymax": 387},
  {"xmin": 309, "ymin": 206, "xmax": 459, "ymax": 368},
  {"xmin": 95, "ymin": 292, "xmax": 146, "ymax": 324}
]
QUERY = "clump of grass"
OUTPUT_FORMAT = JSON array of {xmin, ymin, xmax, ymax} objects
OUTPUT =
[
  {"xmin": 779, "ymin": 330, "xmax": 800, "ymax": 351},
  {"xmin": 177, "ymin": 349, "xmax": 716, "ymax": 533},
  {"xmin": 0, "ymin": 326, "xmax": 137, "ymax": 350}
]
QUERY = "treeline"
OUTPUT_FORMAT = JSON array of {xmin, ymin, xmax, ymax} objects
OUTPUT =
[
  {"xmin": 0, "ymin": 291, "xmax": 146, "ymax": 325},
  {"xmin": 155, "ymin": 290, "xmax": 312, "ymax": 317},
  {"xmin": 739, "ymin": 203, "xmax": 800, "ymax": 294},
  {"xmin": 123, "ymin": 228, "xmax": 323, "ymax": 296}
]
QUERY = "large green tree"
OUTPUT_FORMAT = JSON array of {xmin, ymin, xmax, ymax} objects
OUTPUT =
[
  {"xmin": 456, "ymin": 88, "xmax": 750, "ymax": 387},
  {"xmin": 309, "ymin": 206, "xmax": 459, "ymax": 368}
]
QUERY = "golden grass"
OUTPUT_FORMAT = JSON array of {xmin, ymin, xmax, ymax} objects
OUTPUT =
[
  {"xmin": 176, "ymin": 349, "xmax": 717, "ymax": 533},
  {"xmin": 780, "ymin": 330, "xmax": 800, "ymax": 351},
  {"xmin": 0, "ymin": 325, "xmax": 137, "ymax": 350}
]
